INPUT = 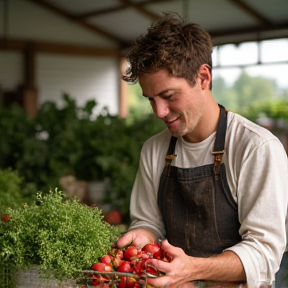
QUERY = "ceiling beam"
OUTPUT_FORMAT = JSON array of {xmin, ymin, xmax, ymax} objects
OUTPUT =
[
  {"xmin": 0, "ymin": 38, "xmax": 120, "ymax": 57},
  {"xmin": 227, "ymin": 0, "xmax": 272, "ymax": 26},
  {"xmin": 210, "ymin": 22, "xmax": 288, "ymax": 46},
  {"xmin": 24, "ymin": 0, "xmax": 130, "ymax": 48},
  {"xmin": 210, "ymin": 22, "xmax": 288, "ymax": 38}
]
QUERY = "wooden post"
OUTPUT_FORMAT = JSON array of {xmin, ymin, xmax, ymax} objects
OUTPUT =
[
  {"xmin": 23, "ymin": 87, "xmax": 38, "ymax": 118},
  {"xmin": 23, "ymin": 43, "xmax": 38, "ymax": 118}
]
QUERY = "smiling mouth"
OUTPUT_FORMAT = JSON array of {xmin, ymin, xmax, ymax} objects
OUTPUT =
[{"xmin": 164, "ymin": 117, "xmax": 179, "ymax": 125}]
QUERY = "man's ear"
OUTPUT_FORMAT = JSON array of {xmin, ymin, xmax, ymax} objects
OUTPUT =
[{"xmin": 199, "ymin": 64, "xmax": 211, "ymax": 90}]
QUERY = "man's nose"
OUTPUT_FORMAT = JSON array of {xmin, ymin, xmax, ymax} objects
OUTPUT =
[{"xmin": 153, "ymin": 99, "xmax": 169, "ymax": 119}]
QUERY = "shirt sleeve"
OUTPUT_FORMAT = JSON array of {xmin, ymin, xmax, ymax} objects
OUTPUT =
[
  {"xmin": 128, "ymin": 133, "xmax": 168, "ymax": 240},
  {"xmin": 225, "ymin": 137, "xmax": 288, "ymax": 288}
]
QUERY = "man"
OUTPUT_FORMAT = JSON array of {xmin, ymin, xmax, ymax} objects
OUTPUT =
[{"xmin": 116, "ymin": 13, "xmax": 288, "ymax": 288}]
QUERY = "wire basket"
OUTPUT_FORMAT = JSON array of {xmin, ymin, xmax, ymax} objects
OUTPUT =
[
  {"xmin": 3, "ymin": 266, "xmax": 248, "ymax": 288},
  {"xmin": 82, "ymin": 270, "xmax": 155, "ymax": 288},
  {"xmin": 14, "ymin": 266, "xmax": 85, "ymax": 288}
]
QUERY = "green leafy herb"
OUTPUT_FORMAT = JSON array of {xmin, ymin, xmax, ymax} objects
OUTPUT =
[{"xmin": 0, "ymin": 189, "xmax": 121, "ymax": 281}]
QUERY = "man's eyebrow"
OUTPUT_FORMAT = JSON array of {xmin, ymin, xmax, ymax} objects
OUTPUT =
[{"xmin": 142, "ymin": 89, "xmax": 178, "ymax": 98}]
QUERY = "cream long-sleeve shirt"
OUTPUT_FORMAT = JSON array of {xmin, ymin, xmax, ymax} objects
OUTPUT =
[{"xmin": 129, "ymin": 111, "xmax": 288, "ymax": 288}]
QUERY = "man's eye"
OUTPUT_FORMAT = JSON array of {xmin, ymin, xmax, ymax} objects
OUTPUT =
[{"xmin": 164, "ymin": 94, "xmax": 175, "ymax": 100}]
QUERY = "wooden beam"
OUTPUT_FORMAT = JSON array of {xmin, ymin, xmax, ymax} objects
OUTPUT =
[
  {"xmin": 210, "ymin": 22, "xmax": 288, "ymax": 40},
  {"xmin": 23, "ymin": 43, "xmax": 38, "ymax": 118},
  {"xmin": 24, "ymin": 43, "xmax": 36, "ymax": 88},
  {"xmin": 0, "ymin": 38, "xmax": 120, "ymax": 57},
  {"xmin": 23, "ymin": 87, "xmax": 38, "ymax": 118},
  {"xmin": 0, "ymin": 38, "xmax": 27, "ymax": 50}
]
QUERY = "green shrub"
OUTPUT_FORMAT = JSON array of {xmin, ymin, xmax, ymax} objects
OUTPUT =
[
  {"xmin": 0, "ymin": 189, "xmax": 121, "ymax": 282},
  {"xmin": 0, "ymin": 168, "xmax": 36, "ymax": 212},
  {"xmin": 0, "ymin": 94, "xmax": 165, "ymax": 225}
]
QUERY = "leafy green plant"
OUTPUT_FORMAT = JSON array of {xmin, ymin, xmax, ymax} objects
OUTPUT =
[
  {"xmin": 0, "ymin": 189, "xmax": 121, "ymax": 282},
  {"xmin": 240, "ymin": 99, "xmax": 288, "ymax": 122},
  {"xmin": 0, "ymin": 168, "xmax": 36, "ymax": 212},
  {"xmin": 0, "ymin": 94, "xmax": 166, "ymax": 225},
  {"xmin": 0, "ymin": 104, "xmax": 35, "ymax": 171}
]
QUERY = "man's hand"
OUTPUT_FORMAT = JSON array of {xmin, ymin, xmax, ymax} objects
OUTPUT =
[
  {"xmin": 147, "ymin": 239, "xmax": 246, "ymax": 288},
  {"xmin": 147, "ymin": 239, "xmax": 194, "ymax": 287},
  {"xmin": 115, "ymin": 227, "xmax": 157, "ymax": 249}
]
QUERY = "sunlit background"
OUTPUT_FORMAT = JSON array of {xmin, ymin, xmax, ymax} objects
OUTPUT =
[{"xmin": 213, "ymin": 38, "xmax": 288, "ymax": 88}]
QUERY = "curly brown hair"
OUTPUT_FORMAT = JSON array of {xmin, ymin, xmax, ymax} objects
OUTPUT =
[{"xmin": 122, "ymin": 13, "xmax": 213, "ymax": 88}]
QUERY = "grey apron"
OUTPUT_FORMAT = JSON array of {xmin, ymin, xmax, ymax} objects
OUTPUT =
[{"xmin": 157, "ymin": 106, "xmax": 241, "ymax": 257}]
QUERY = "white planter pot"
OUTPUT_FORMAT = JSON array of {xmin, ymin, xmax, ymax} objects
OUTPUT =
[{"xmin": 87, "ymin": 179, "xmax": 109, "ymax": 205}]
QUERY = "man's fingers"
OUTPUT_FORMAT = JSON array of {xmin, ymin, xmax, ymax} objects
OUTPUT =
[
  {"xmin": 115, "ymin": 228, "xmax": 157, "ymax": 249},
  {"xmin": 147, "ymin": 275, "xmax": 174, "ymax": 287},
  {"xmin": 116, "ymin": 232, "xmax": 135, "ymax": 248},
  {"xmin": 161, "ymin": 239, "xmax": 183, "ymax": 259},
  {"xmin": 149, "ymin": 258, "xmax": 171, "ymax": 274},
  {"xmin": 148, "ymin": 273, "xmax": 197, "ymax": 288}
]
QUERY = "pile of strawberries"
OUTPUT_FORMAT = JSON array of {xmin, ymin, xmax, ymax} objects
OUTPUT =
[{"xmin": 89, "ymin": 242, "xmax": 168, "ymax": 287}]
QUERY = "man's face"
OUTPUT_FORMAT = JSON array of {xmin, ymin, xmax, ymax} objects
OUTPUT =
[{"xmin": 138, "ymin": 69, "xmax": 206, "ymax": 142}]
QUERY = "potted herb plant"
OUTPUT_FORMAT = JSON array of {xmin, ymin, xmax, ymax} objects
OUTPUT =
[{"xmin": 0, "ymin": 189, "xmax": 121, "ymax": 287}]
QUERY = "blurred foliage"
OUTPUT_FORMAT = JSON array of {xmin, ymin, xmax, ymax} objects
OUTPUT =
[
  {"xmin": 212, "ymin": 70, "xmax": 288, "ymax": 121},
  {"xmin": 1, "ymin": 71, "xmax": 287, "ymax": 225},
  {"xmin": 0, "ymin": 168, "xmax": 36, "ymax": 213},
  {"xmin": 240, "ymin": 99, "xmax": 288, "ymax": 123},
  {"xmin": 0, "ymin": 94, "xmax": 165, "ymax": 224}
]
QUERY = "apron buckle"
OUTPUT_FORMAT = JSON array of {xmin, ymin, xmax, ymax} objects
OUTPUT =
[
  {"xmin": 211, "ymin": 150, "xmax": 225, "ymax": 180},
  {"xmin": 165, "ymin": 154, "xmax": 177, "ymax": 174},
  {"xmin": 165, "ymin": 154, "xmax": 177, "ymax": 166}
]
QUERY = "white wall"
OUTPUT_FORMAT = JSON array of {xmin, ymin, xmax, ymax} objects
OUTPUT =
[
  {"xmin": 0, "ymin": 0, "xmax": 120, "ymax": 115},
  {"xmin": 0, "ymin": 51, "xmax": 119, "ymax": 115},
  {"xmin": 0, "ymin": 51, "xmax": 23, "ymax": 90},
  {"xmin": 37, "ymin": 54, "xmax": 119, "ymax": 115}
]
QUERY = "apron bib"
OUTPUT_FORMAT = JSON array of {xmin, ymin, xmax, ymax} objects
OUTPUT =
[{"xmin": 157, "ymin": 106, "xmax": 241, "ymax": 257}]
